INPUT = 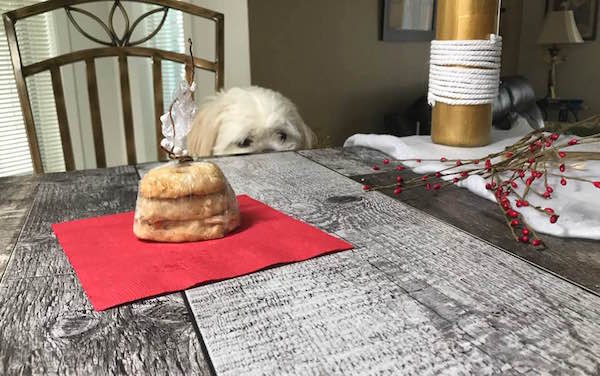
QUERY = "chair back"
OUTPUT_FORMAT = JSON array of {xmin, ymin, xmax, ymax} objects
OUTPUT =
[{"xmin": 3, "ymin": 0, "xmax": 224, "ymax": 173}]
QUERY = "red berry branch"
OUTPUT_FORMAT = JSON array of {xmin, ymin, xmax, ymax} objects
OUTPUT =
[{"xmin": 360, "ymin": 126, "xmax": 600, "ymax": 248}]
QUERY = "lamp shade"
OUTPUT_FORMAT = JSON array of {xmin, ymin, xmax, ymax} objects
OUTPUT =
[{"xmin": 538, "ymin": 10, "xmax": 584, "ymax": 45}]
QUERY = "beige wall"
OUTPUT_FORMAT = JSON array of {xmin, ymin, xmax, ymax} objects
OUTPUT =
[
  {"xmin": 517, "ymin": 1, "xmax": 600, "ymax": 118},
  {"xmin": 499, "ymin": 0, "xmax": 523, "ymax": 76},
  {"xmin": 247, "ymin": 0, "xmax": 431, "ymax": 147}
]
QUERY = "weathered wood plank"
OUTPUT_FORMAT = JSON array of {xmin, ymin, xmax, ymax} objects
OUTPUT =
[
  {"xmin": 302, "ymin": 147, "xmax": 600, "ymax": 294},
  {"xmin": 0, "ymin": 167, "xmax": 212, "ymax": 375},
  {"xmin": 0, "ymin": 275, "xmax": 209, "ymax": 376},
  {"xmin": 299, "ymin": 147, "xmax": 394, "ymax": 176},
  {"xmin": 355, "ymin": 170, "xmax": 600, "ymax": 294},
  {"xmin": 0, "ymin": 175, "xmax": 38, "ymax": 279},
  {"xmin": 186, "ymin": 151, "xmax": 600, "ymax": 375}
]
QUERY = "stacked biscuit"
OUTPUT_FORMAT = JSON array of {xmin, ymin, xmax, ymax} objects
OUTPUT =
[{"xmin": 133, "ymin": 162, "xmax": 240, "ymax": 242}]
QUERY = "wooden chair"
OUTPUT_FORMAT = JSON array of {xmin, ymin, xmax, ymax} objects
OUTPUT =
[{"xmin": 3, "ymin": 0, "xmax": 224, "ymax": 173}]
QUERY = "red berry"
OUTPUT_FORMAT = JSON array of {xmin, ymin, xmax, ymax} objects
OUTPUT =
[
  {"xmin": 362, "ymin": 185, "xmax": 371, "ymax": 191},
  {"xmin": 433, "ymin": 183, "xmax": 441, "ymax": 190},
  {"xmin": 516, "ymin": 200, "xmax": 523, "ymax": 208},
  {"xmin": 526, "ymin": 177, "xmax": 534, "ymax": 186},
  {"xmin": 485, "ymin": 183, "xmax": 492, "ymax": 190},
  {"xmin": 550, "ymin": 215, "xmax": 559, "ymax": 224},
  {"xmin": 559, "ymin": 151, "xmax": 566, "ymax": 158},
  {"xmin": 474, "ymin": 160, "xmax": 480, "ymax": 165},
  {"xmin": 505, "ymin": 152, "xmax": 514, "ymax": 158},
  {"xmin": 528, "ymin": 158, "xmax": 536, "ymax": 164},
  {"xmin": 522, "ymin": 228, "xmax": 530, "ymax": 236},
  {"xmin": 510, "ymin": 219, "xmax": 519, "ymax": 227},
  {"xmin": 520, "ymin": 236, "xmax": 529, "ymax": 243},
  {"xmin": 594, "ymin": 181, "xmax": 600, "ymax": 189},
  {"xmin": 435, "ymin": 172, "xmax": 441, "ymax": 178},
  {"xmin": 568, "ymin": 139, "xmax": 578, "ymax": 146},
  {"xmin": 397, "ymin": 176, "xmax": 403, "ymax": 183},
  {"xmin": 550, "ymin": 133, "xmax": 559, "ymax": 140},
  {"xmin": 532, "ymin": 239, "xmax": 542, "ymax": 247},
  {"xmin": 421, "ymin": 175, "xmax": 429, "ymax": 181},
  {"xmin": 561, "ymin": 177, "xmax": 567, "ymax": 186},
  {"xmin": 485, "ymin": 159, "xmax": 492, "ymax": 168},
  {"xmin": 460, "ymin": 171, "xmax": 469, "ymax": 178},
  {"xmin": 416, "ymin": 159, "xmax": 422, "ymax": 163},
  {"xmin": 383, "ymin": 159, "xmax": 390, "ymax": 165},
  {"xmin": 396, "ymin": 165, "xmax": 405, "ymax": 171},
  {"xmin": 522, "ymin": 200, "xmax": 529, "ymax": 207},
  {"xmin": 393, "ymin": 187, "xmax": 402, "ymax": 195},
  {"xmin": 456, "ymin": 160, "xmax": 462, "ymax": 166},
  {"xmin": 373, "ymin": 165, "xmax": 380, "ymax": 171},
  {"xmin": 511, "ymin": 181, "xmax": 518, "ymax": 189},
  {"xmin": 440, "ymin": 157, "xmax": 447, "ymax": 162},
  {"xmin": 545, "ymin": 140, "xmax": 552, "ymax": 147},
  {"xmin": 544, "ymin": 208, "xmax": 554, "ymax": 214},
  {"xmin": 507, "ymin": 210, "xmax": 519, "ymax": 218},
  {"xmin": 546, "ymin": 186, "xmax": 553, "ymax": 193},
  {"xmin": 453, "ymin": 178, "xmax": 459, "ymax": 183},
  {"xmin": 425, "ymin": 183, "xmax": 431, "ymax": 190},
  {"xmin": 543, "ymin": 191, "xmax": 551, "ymax": 198},
  {"xmin": 518, "ymin": 170, "xmax": 525, "ymax": 178},
  {"xmin": 559, "ymin": 163, "xmax": 565, "ymax": 172}
]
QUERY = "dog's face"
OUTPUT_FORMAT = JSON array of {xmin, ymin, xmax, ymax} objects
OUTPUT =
[
  {"xmin": 187, "ymin": 87, "xmax": 315, "ymax": 157},
  {"xmin": 212, "ymin": 95, "xmax": 306, "ymax": 156}
]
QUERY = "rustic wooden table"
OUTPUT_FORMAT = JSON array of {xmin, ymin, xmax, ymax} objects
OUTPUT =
[{"xmin": 1, "ymin": 148, "xmax": 599, "ymax": 375}]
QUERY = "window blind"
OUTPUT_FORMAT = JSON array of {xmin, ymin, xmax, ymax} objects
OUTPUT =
[
  {"xmin": 0, "ymin": 1, "xmax": 64, "ymax": 176},
  {"xmin": 143, "ymin": 8, "xmax": 186, "ymax": 112}
]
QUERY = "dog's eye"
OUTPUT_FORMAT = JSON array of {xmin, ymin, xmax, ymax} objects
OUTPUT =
[
  {"xmin": 278, "ymin": 132, "xmax": 287, "ymax": 143},
  {"xmin": 238, "ymin": 138, "xmax": 253, "ymax": 148}
]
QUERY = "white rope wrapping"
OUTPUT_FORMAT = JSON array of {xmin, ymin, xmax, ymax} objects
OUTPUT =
[{"xmin": 427, "ymin": 34, "xmax": 502, "ymax": 106}]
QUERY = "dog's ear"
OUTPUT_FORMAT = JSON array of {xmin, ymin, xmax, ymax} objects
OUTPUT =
[
  {"xmin": 292, "ymin": 115, "xmax": 316, "ymax": 149},
  {"xmin": 187, "ymin": 98, "xmax": 221, "ymax": 156},
  {"xmin": 300, "ymin": 120, "xmax": 317, "ymax": 148}
]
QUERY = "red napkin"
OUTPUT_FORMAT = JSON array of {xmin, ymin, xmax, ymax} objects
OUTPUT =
[{"xmin": 52, "ymin": 195, "xmax": 353, "ymax": 310}]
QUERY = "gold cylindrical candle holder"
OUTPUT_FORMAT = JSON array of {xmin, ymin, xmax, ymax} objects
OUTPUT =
[{"xmin": 431, "ymin": 0, "xmax": 500, "ymax": 147}]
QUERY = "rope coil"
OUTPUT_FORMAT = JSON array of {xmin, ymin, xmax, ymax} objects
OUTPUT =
[{"xmin": 427, "ymin": 34, "xmax": 502, "ymax": 106}]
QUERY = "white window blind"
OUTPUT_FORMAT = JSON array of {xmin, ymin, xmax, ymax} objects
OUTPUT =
[
  {"xmin": 143, "ymin": 7, "xmax": 186, "ymax": 112},
  {"xmin": 0, "ymin": 1, "xmax": 64, "ymax": 176}
]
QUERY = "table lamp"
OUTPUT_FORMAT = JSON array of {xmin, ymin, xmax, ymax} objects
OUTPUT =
[{"xmin": 537, "ymin": 6, "xmax": 583, "ymax": 99}]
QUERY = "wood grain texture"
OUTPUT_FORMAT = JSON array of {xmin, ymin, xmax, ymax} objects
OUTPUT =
[
  {"xmin": 0, "ymin": 167, "xmax": 212, "ymax": 376},
  {"xmin": 0, "ymin": 176, "xmax": 38, "ymax": 278},
  {"xmin": 301, "ymin": 147, "xmax": 600, "ymax": 294},
  {"xmin": 298, "ymin": 147, "xmax": 394, "ymax": 176},
  {"xmin": 186, "ymin": 151, "xmax": 600, "ymax": 375}
]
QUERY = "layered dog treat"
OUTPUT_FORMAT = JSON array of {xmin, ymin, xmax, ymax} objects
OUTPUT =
[{"xmin": 133, "ymin": 162, "xmax": 240, "ymax": 242}]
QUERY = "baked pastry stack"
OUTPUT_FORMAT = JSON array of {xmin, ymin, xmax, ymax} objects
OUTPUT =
[{"xmin": 133, "ymin": 162, "xmax": 240, "ymax": 242}]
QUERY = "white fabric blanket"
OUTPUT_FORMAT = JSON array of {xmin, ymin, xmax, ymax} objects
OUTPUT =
[{"xmin": 344, "ymin": 119, "xmax": 600, "ymax": 240}]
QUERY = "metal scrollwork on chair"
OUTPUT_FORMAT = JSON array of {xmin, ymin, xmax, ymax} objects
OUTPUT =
[
  {"xmin": 65, "ymin": 0, "xmax": 169, "ymax": 47},
  {"xmin": 3, "ymin": 0, "xmax": 224, "ymax": 174}
]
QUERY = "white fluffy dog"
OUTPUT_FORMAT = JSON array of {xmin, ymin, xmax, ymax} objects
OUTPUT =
[{"xmin": 187, "ymin": 86, "xmax": 315, "ymax": 156}]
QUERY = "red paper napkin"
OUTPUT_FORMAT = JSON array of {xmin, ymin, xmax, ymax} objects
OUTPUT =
[{"xmin": 52, "ymin": 195, "xmax": 353, "ymax": 310}]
